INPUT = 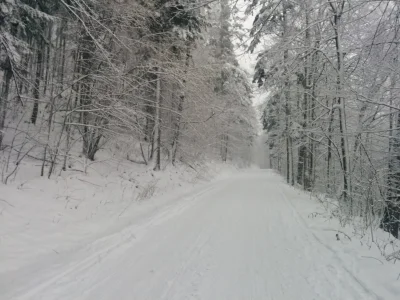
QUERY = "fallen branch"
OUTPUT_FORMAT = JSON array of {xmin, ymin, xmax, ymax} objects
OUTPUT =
[
  {"xmin": 323, "ymin": 229, "xmax": 352, "ymax": 241},
  {"xmin": 179, "ymin": 158, "xmax": 197, "ymax": 172},
  {"xmin": 0, "ymin": 198, "xmax": 15, "ymax": 208},
  {"xmin": 139, "ymin": 143, "xmax": 148, "ymax": 165},
  {"xmin": 361, "ymin": 256, "xmax": 384, "ymax": 265},
  {"xmin": 127, "ymin": 154, "xmax": 147, "ymax": 165},
  {"xmin": 77, "ymin": 178, "xmax": 102, "ymax": 187},
  {"xmin": 4, "ymin": 145, "xmax": 35, "ymax": 184},
  {"xmin": 386, "ymin": 250, "xmax": 400, "ymax": 262}
]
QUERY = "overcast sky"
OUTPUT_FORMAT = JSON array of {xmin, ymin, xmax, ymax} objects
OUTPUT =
[{"xmin": 233, "ymin": 2, "xmax": 267, "ymax": 108}]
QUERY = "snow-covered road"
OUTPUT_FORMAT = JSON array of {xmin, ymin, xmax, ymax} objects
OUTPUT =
[{"xmin": 2, "ymin": 170, "xmax": 387, "ymax": 299}]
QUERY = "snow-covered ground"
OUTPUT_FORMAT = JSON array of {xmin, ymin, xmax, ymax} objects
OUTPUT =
[{"xmin": 1, "ymin": 169, "xmax": 399, "ymax": 299}]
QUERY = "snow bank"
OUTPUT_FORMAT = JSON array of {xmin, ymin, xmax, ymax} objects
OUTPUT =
[
  {"xmin": 280, "ymin": 180, "xmax": 400, "ymax": 299},
  {"xmin": 0, "ymin": 156, "xmax": 239, "ymax": 274}
]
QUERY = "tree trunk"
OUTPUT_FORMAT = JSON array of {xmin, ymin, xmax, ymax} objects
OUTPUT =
[
  {"xmin": 78, "ymin": 32, "xmax": 101, "ymax": 160},
  {"xmin": 42, "ymin": 33, "xmax": 61, "ymax": 177},
  {"xmin": 382, "ymin": 57, "xmax": 400, "ymax": 238},
  {"xmin": 43, "ymin": 25, "xmax": 52, "ymax": 95},
  {"xmin": 31, "ymin": 43, "xmax": 43, "ymax": 125},
  {"xmin": 171, "ymin": 44, "xmax": 191, "ymax": 165},
  {"xmin": 283, "ymin": 0, "xmax": 291, "ymax": 184},
  {"xmin": 290, "ymin": 137, "xmax": 295, "ymax": 186},
  {"xmin": 382, "ymin": 111, "xmax": 400, "ymax": 238},
  {"xmin": 59, "ymin": 21, "xmax": 67, "ymax": 89},
  {"xmin": 154, "ymin": 68, "xmax": 162, "ymax": 171},
  {"xmin": 308, "ymin": 36, "xmax": 319, "ymax": 190},
  {"xmin": 326, "ymin": 96, "xmax": 334, "ymax": 192},
  {"xmin": 297, "ymin": 145, "xmax": 306, "ymax": 186},
  {"xmin": 330, "ymin": 1, "xmax": 351, "ymax": 209},
  {"xmin": 0, "ymin": 65, "xmax": 12, "ymax": 147},
  {"xmin": 298, "ymin": 0, "xmax": 311, "ymax": 189}
]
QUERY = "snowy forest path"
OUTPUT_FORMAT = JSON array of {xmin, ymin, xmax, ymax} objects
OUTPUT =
[{"xmin": 3, "ymin": 170, "xmax": 381, "ymax": 300}]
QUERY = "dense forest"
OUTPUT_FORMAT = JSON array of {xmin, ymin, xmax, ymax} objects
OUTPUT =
[
  {"xmin": 0, "ymin": 1, "xmax": 256, "ymax": 180},
  {"xmin": 2, "ymin": 0, "xmax": 400, "ymax": 239},
  {"xmin": 250, "ymin": 0, "xmax": 400, "ymax": 238}
]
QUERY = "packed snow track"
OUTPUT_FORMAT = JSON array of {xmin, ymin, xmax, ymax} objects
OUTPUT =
[{"xmin": 2, "ymin": 170, "xmax": 381, "ymax": 300}]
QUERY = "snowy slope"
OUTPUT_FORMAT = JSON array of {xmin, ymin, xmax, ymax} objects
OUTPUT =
[
  {"xmin": 1, "ymin": 170, "xmax": 399, "ymax": 299},
  {"xmin": 0, "ymin": 156, "xmax": 236, "ymax": 271}
]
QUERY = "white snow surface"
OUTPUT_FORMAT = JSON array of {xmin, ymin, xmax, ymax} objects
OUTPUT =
[{"xmin": 1, "ymin": 169, "xmax": 399, "ymax": 300}]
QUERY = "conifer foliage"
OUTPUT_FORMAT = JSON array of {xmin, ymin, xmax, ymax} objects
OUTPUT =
[{"xmin": 0, "ymin": 1, "xmax": 256, "ymax": 180}]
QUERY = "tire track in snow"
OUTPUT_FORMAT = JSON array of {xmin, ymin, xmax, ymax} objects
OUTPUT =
[
  {"xmin": 8, "ymin": 185, "xmax": 218, "ymax": 300},
  {"xmin": 159, "ymin": 228, "xmax": 212, "ymax": 300}
]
